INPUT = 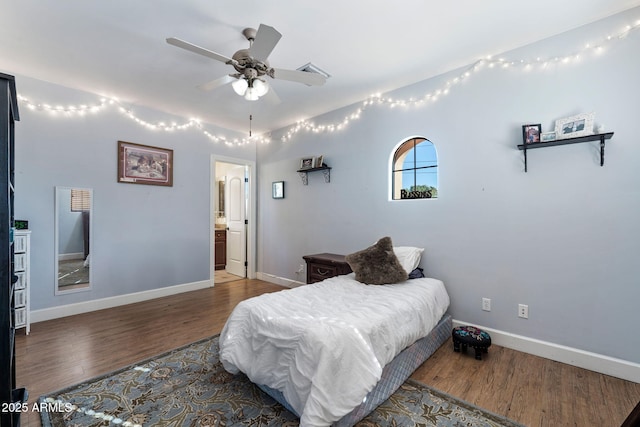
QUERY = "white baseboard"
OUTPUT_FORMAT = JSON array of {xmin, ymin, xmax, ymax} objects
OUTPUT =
[
  {"xmin": 257, "ymin": 272, "xmax": 305, "ymax": 288},
  {"xmin": 453, "ymin": 319, "xmax": 640, "ymax": 384},
  {"xmin": 31, "ymin": 280, "xmax": 212, "ymax": 323}
]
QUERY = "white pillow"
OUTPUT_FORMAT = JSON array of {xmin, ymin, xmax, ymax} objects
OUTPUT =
[{"xmin": 393, "ymin": 246, "xmax": 424, "ymax": 274}]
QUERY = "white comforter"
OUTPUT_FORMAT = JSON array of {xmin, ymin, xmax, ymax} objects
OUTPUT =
[{"xmin": 219, "ymin": 273, "xmax": 450, "ymax": 427}]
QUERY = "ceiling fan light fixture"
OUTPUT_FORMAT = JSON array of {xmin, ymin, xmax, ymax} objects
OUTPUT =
[
  {"xmin": 244, "ymin": 87, "xmax": 259, "ymax": 101},
  {"xmin": 252, "ymin": 79, "xmax": 269, "ymax": 97},
  {"xmin": 232, "ymin": 78, "xmax": 248, "ymax": 95},
  {"xmin": 168, "ymin": 24, "xmax": 323, "ymax": 102}
]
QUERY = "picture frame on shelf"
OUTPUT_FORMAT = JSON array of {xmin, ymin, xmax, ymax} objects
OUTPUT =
[
  {"xmin": 300, "ymin": 157, "xmax": 315, "ymax": 170},
  {"xmin": 540, "ymin": 131, "xmax": 556, "ymax": 142},
  {"xmin": 522, "ymin": 124, "xmax": 542, "ymax": 144},
  {"xmin": 272, "ymin": 181, "xmax": 284, "ymax": 199},
  {"xmin": 117, "ymin": 140, "xmax": 173, "ymax": 186},
  {"xmin": 314, "ymin": 155, "xmax": 324, "ymax": 168},
  {"xmin": 555, "ymin": 112, "xmax": 595, "ymax": 139}
]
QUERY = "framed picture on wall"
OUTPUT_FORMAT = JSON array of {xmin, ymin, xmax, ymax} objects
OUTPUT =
[
  {"xmin": 117, "ymin": 141, "xmax": 173, "ymax": 186},
  {"xmin": 314, "ymin": 155, "xmax": 324, "ymax": 168},
  {"xmin": 272, "ymin": 181, "xmax": 285, "ymax": 199},
  {"xmin": 522, "ymin": 124, "xmax": 542, "ymax": 144}
]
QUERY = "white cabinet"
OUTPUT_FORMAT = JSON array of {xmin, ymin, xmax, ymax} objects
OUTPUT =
[{"xmin": 13, "ymin": 230, "xmax": 30, "ymax": 334}]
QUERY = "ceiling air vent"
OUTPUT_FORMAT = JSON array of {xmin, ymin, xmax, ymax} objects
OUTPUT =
[{"xmin": 296, "ymin": 62, "xmax": 331, "ymax": 85}]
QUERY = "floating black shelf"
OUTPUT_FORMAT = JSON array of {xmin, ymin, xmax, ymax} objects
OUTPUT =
[
  {"xmin": 297, "ymin": 164, "xmax": 332, "ymax": 185},
  {"xmin": 517, "ymin": 132, "xmax": 614, "ymax": 172}
]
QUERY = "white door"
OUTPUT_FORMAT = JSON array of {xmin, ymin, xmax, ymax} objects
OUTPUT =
[{"xmin": 225, "ymin": 165, "xmax": 246, "ymax": 277}]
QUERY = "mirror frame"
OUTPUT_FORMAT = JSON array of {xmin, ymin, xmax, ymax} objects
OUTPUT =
[{"xmin": 54, "ymin": 186, "xmax": 93, "ymax": 295}]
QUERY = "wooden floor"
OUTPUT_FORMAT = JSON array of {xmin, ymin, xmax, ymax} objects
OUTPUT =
[{"xmin": 15, "ymin": 279, "xmax": 640, "ymax": 427}]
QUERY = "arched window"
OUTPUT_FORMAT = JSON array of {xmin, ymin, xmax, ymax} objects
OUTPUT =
[{"xmin": 391, "ymin": 137, "xmax": 438, "ymax": 200}]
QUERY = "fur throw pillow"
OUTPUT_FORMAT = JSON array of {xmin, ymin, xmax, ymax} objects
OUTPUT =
[{"xmin": 345, "ymin": 237, "xmax": 408, "ymax": 285}]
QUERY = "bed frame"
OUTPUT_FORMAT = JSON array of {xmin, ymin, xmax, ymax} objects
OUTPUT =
[{"xmin": 256, "ymin": 313, "xmax": 452, "ymax": 426}]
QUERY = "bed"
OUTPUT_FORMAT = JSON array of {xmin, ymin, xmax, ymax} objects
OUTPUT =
[{"xmin": 219, "ymin": 239, "xmax": 451, "ymax": 427}]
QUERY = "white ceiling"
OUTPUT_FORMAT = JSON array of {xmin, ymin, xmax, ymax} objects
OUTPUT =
[{"xmin": 2, "ymin": 1, "xmax": 639, "ymax": 135}]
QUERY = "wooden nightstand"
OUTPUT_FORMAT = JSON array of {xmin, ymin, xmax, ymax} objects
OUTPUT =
[{"xmin": 302, "ymin": 253, "xmax": 352, "ymax": 284}]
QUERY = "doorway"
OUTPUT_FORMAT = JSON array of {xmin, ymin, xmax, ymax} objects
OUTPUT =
[{"xmin": 211, "ymin": 156, "xmax": 256, "ymax": 285}]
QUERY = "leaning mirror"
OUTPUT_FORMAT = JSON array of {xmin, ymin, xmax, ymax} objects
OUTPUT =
[{"xmin": 55, "ymin": 186, "xmax": 92, "ymax": 294}]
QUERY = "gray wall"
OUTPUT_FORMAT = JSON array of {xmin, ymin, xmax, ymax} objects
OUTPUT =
[
  {"xmin": 257, "ymin": 9, "xmax": 640, "ymax": 363},
  {"xmin": 14, "ymin": 76, "xmax": 256, "ymax": 310}
]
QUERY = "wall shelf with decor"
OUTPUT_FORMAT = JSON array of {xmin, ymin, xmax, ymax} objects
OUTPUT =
[
  {"xmin": 517, "ymin": 132, "xmax": 614, "ymax": 172},
  {"xmin": 297, "ymin": 164, "xmax": 331, "ymax": 185}
]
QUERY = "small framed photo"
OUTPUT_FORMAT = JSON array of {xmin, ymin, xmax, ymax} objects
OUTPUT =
[
  {"xmin": 555, "ymin": 112, "xmax": 595, "ymax": 139},
  {"xmin": 300, "ymin": 157, "xmax": 315, "ymax": 170},
  {"xmin": 540, "ymin": 131, "xmax": 556, "ymax": 142},
  {"xmin": 314, "ymin": 155, "xmax": 324, "ymax": 168},
  {"xmin": 522, "ymin": 124, "xmax": 542, "ymax": 144},
  {"xmin": 272, "ymin": 181, "xmax": 284, "ymax": 199},
  {"xmin": 118, "ymin": 141, "xmax": 173, "ymax": 186}
]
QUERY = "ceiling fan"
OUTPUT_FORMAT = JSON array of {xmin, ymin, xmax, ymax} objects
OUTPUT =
[{"xmin": 166, "ymin": 24, "xmax": 327, "ymax": 101}]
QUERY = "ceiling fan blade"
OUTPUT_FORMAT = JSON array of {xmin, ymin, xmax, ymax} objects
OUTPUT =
[
  {"xmin": 248, "ymin": 24, "xmax": 282, "ymax": 61},
  {"xmin": 166, "ymin": 37, "xmax": 234, "ymax": 64},
  {"xmin": 272, "ymin": 68, "xmax": 327, "ymax": 86},
  {"xmin": 262, "ymin": 86, "xmax": 281, "ymax": 105},
  {"xmin": 197, "ymin": 75, "xmax": 236, "ymax": 92}
]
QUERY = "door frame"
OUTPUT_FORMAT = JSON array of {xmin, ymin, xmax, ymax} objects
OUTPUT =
[{"xmin": 210, "ymin": 155, "xmax": 257, "ymax": 284}]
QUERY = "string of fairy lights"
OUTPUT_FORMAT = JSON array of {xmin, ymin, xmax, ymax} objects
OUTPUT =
[
  {"xmin": 15, "ymin": 94, "xmax": 271, "ymax": 146},
  {"xmin": 16, "ymin": 18, "xmax": 640, "ymax": 147}
]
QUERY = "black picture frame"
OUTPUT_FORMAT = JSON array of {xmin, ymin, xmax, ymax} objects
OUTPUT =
[
  {"xmin": 522, "ymin": 124, "xmax": 542, "ymax": 144},
  {"xmin": 272, "ymin": 181, "xmax": 284, "ymax": 199}
]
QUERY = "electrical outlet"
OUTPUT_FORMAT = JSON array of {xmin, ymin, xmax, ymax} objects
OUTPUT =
[
  {"xmin": 518, "ymin": 304, "xmax": 529, "ymax": 319},
  {"xmin": 482, "ymin": 298, "xmax": 491, "ymax": 312},
  {"xmin": 296, "ymin": 264, "xmax": 305, "ymax": 274}
]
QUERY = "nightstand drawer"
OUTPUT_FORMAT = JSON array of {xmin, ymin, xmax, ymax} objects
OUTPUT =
[
  {"xmin": 303, "ymin": 253, "xmax": 353, "ymax": 284},
  {"xmin": 309, "ymin": 263, "xmax": 339, "ymax": 282}
]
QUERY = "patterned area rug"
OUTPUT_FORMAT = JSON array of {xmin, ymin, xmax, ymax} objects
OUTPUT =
[{"xmin": 40, "ymin": 335, "xmax": 524, "ymax": 427}]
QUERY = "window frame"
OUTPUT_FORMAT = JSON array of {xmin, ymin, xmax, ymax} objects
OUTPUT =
[{"xmin": 389, "ymin": 136, "xmax": 438, "ymax": 201}]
